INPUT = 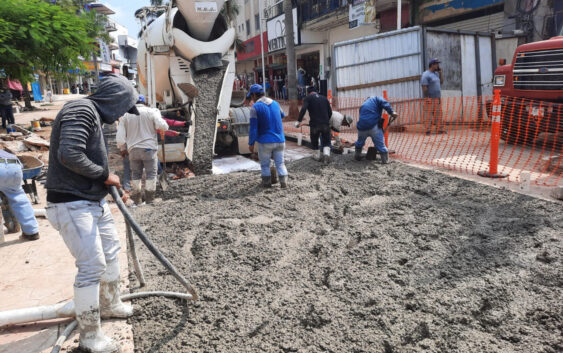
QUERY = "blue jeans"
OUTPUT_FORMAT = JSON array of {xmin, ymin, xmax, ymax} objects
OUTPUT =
[
  {"xmin": 122, "ymin": 156, "xmax": 131, "ymax": 191},
  {"xmin": 0, "ymin": 161, "xmax": 39, "ymax": 235},
  {"xmin": 257, "ymin": 142, "xmax": 288, "ymax": 177},
  {"xmin": 355, "ymin": 125, "xmax": 388, "ymax": 153}
]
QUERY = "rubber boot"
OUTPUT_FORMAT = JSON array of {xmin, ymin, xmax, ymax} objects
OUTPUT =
[
  {"xmin": 130, "ymin": 180, "xmax": 142, "ymax": 205},
  {"xmin": 74, "ymin": 285, "xmax": 120, "ymax": 353},
  {"xmin": 354, "ymin": 146, "xmax": 363, "ymax": 161},
  {"xmin": 322, "ymin": 146, "xmax": 331, "ymax": 164},
  {"xmin": 380, "ymin": 152, "xmax": 389, "ymax": 164},
  {"xmin": 366, "ymin": 147, "xmax": 378, "ymax": 161},
  {"xmin": 144, "ymin": 179, "xmax": 157, "ymax": 204},
  {"xmin": 261, "ymin": 176, "xmax": 272, "ymax": 188},
  {"xmin": 279, "ymin": 175, "xmax": 288, "ymax": 189},
  {"xmin": 270, "ymin": 166, "xmax": 278, "ymax": 184},
  {"xmin": 100, "ymin": 259, "xmax": 133, "ymax": 319},
  {"xmin": 312, "ymin": 150, "xmax": 321, "ymax": 161}
]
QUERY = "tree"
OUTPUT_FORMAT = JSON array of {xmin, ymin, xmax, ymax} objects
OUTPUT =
[
  {"xmin": 284, "ymin": 0, "xmax": 298, "ymax": 118},
  {"xmin": 0, "ymin": 0, "xmax": 97, "ymax": 107}
]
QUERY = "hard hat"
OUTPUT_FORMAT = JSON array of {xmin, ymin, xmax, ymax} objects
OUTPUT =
[
  {"xmin": 137, "ymin": 94, "xmax": 146, "ymax": 104},
  {"xmin": 344, "ymin": 115, "xmax": 353, "ymax": 126}
]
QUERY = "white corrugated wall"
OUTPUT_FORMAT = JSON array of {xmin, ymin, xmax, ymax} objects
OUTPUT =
[
  {"xmin": 437, "ymin": 12, "xmax": 505, "ymax": 33},
  {"xmin": 334, "ymin": 27, "xmax": 423, "ymax": 99}
]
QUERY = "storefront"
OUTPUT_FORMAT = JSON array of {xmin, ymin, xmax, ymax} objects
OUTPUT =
[{"xmin": 236, "ymin": 33, "xmax": 269, "ymax": 90}]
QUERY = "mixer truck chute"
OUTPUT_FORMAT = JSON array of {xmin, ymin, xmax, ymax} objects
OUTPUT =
[{"xmin": 136, "ymin": 0, "xmax": 246, "ymax": 174}]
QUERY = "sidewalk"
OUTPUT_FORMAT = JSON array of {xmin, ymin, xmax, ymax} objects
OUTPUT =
[{"xmin": 0, "ymin": 94, "xmax": 134, "ymax": 353}]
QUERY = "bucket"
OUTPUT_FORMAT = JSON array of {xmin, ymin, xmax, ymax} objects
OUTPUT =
[
  {"xmin": 6, "ymin": 125, "xmax": 15, "ymax": 133},
  {"xmin": 31, "ymin": 121, "xmax": 41, "ymax": 131}
]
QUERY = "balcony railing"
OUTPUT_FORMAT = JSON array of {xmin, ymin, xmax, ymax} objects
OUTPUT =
[
  {"xmin": 105, "ymin": 22, "xmax": 117, "ymax": 32},
  {"xmin": 300, "ymin": 0, "xmax": 348, "ymax": 22}
]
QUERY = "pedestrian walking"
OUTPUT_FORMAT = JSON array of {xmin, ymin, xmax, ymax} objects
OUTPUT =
[
  {"xmin": 0, "ymin": 86, "xmax": 15, "ymax": 129},
  {"xmin": 116, "ymin": 95, "xmax": 170, "ymax": 205},
  {"xmin": 247, "ymin": 83, "xmax": 288, "ymax": 188},
  {"xmin": 421, "ymin": 58, "xmax": 445, "ymax": 135},
  {"xmin": 0, "ymin": 150, "xmax": 39, "ymax": 241},
  {"xmin": 297, "ymin": 86, "xmax": 333, "ymax": 162},
  {"xmin": 45, "ymin": 74, "xmax": 138, "ymax": 353},
  {"xmin": 354, "ymin": 96, "xmax": 398, "ymax": 164}
]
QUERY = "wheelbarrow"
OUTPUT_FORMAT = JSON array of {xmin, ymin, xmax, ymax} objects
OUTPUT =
[{"xmin": 19, "ymin": 155, "xmax": 44, "ymax": 204}]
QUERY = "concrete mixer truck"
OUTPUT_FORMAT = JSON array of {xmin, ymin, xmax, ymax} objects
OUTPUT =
[{"xmin": 136, "ymin": 0, "xmax": 250, "ymax": 174}]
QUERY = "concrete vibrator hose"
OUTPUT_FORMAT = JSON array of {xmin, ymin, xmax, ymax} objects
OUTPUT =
[{"xmin": 109, "ymin": 186, "xmax": 198, "ymax": 300}]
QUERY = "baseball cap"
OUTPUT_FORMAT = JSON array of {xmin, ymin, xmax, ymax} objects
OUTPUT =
[
  {"xmin": 246, "ymin": 83, "xmax": 264, "ymax": 98},
  {"xmin": 137, "ymin": 94, "xmax": 146, "ymax": 104},
  {"xmin": 429, "ymin": 58, "xmax": 440, "ymax": 66}
]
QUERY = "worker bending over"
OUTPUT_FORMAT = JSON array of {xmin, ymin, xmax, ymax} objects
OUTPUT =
[
  {"xmin": 116, "ymin": 95, "xmax": 172, "ymax": 205},
  {"xmin": 355, "ymin": 96, "xmax": 398, "ymax": 164},
  {"xmin": 46, "ymin": 74, "xmax": 137, "ymax": 353},
  {"xmin": 329, "ymin": 111, "xmax": 353, "ymax": 150},
  {"xmin": 247, "ymin": 84, "xmax": 288, "ymax": 188}
]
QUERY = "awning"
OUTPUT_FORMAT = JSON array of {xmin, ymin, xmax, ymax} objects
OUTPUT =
[{"xmin": 7, "ymin": 79, "xmax": 23, "ymax": 91}]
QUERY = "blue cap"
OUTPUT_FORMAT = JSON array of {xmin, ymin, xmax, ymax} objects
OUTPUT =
[
  {"xmin": 137, "ymin": 94, "xmax": 145, "ymax": 104},
  {"xmin": 246, "ymin": 83, "xmax": 264, "ymax": 98},
  {"xmin": 429, "ymin": 58, "xmax": 440, "ymax": 66}
]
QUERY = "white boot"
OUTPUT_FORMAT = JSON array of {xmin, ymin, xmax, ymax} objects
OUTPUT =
[
  {"xmin": 75, "ymin": 285, "xmax": 120, "ymax": 353},
  {"xmin": 100, "ymin": 260, "xmax": 133, "ymax": 319},
  {"xmin": 322, "ymin": 146, "xmax": 331, "ymax": 163},
  {"xmin": 144, "ymin": 179, "xmax": 157, "ymax": 204},
  {"xmin": 130, "ymin": 180, "xmax": 142, "ymax": 205},
  {"xmin": 312, "ymin": 150, "xmax": 321, "ymax": 161}
]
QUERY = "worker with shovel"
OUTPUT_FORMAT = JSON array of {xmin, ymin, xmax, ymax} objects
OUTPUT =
[
  {"xmin": 354, "ymin": 96, "xmax": 398, "ymax": 164},
  {"xmin": 116, "ymin": 95, "xmax": 172, "ymax": 205},
  {"xmin": 45, "ymin": 74, "xmax": 138, "ymax": 353}
]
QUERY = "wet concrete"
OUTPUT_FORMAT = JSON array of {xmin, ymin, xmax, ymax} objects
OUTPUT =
[
  {"xmin": 128, "ymin": 155, "xmax": 562, "ymax": 353},
  {"xmin": 191, "ymin": 67, "xmax": 226, "ymax": 175}
]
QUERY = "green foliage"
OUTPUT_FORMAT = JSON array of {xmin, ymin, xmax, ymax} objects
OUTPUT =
[{"xmin": 0, "ymin": 0, "xmax": 99, "ymax": 82}]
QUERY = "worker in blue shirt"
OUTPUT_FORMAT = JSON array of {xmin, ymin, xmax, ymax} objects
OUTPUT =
[
  {"xmin": 247, "ymin": 84, "xmax": 288, "ymax": 188},
  {"xmin": 355, "ymin": 96, "xmax": 398, "ymax": 164}
]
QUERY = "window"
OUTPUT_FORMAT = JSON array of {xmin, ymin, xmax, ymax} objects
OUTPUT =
[
  {"xmin": 246, "ymin": 20, "xmax": 250, "ymax": 36},
  {"xmin": 255, "ymin": 14, "xmax": 260, "ymax": 31}
]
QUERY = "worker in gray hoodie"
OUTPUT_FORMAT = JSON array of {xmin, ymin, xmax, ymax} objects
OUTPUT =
[{"xmin": 45, "ymin": 74, "xmax": 138, "ymax": 353}]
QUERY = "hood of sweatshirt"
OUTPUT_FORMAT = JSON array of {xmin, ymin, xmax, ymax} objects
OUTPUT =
[
  {"xmin": 257, "ymin": 96, "xmax": 274, "ymax": 106},
  {"xmin": 86, "ymin": 74, "xmax": 138, "ymax": 124}
]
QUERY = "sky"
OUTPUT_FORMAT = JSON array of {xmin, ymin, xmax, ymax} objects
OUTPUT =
[{"xmin": 102, "ymin": 0, "xmax": 152, "ymax": 38}]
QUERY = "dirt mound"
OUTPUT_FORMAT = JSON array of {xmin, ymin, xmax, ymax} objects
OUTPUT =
[{"xmin": 128, "ymin": 156, "xmax": 562, "ymax": 353}]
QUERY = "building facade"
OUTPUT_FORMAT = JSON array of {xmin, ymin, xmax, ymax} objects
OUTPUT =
[{"xmin": 233, "ymin": 0, "xmax": 558, "ymax": 99}]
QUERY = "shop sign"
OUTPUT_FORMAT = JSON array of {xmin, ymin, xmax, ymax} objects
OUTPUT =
[
  {"xmin": 237, "ymin": 33, "xmax": 269, "ymax": 61},
  {"xmin": 349, "ymin": 0, "xmax": 377, "ymax": 29},
  {"xmin": 100, "ymin": 63, "xmax": 113, "ymax": 72},
  {"xmin": 266, "ymin": 7, "xmax": 299, "ymax": 52},
  {"xmin": 83, "ymin": 62, "xmax": 97, "ymax": 71}
]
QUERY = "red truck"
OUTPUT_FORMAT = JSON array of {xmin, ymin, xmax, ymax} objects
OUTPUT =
[{"xmin": 492, "ymin": 28, "xmax": 563, "ymax": 147}]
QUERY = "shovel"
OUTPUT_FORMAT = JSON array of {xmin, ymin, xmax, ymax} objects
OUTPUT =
[{"xmin": 159, "ymin": 131, "xmax": 169, "ymax": 191}]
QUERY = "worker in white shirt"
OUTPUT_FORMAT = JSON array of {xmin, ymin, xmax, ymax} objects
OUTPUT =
[
  {"xmin": 329, "ymin": 111, "xmax": 353, "ymax": 150},
  {"xmin": 116, "ymin": 95, "xmax": 169, "ymax": 205}
]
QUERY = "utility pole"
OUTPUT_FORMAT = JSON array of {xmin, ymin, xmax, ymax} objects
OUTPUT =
[
  {"xmin": 259, "ymin": 0, "xmax": 267, "ymax": 97},
  {"xmin": 284, "ymin": 0, "xmax": 298, "ymax": 118}
]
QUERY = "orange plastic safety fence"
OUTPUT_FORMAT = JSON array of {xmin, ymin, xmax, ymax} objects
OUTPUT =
[{"xmin": 277, "ymin": 95, "xmax": 562, "ymax": 187}]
